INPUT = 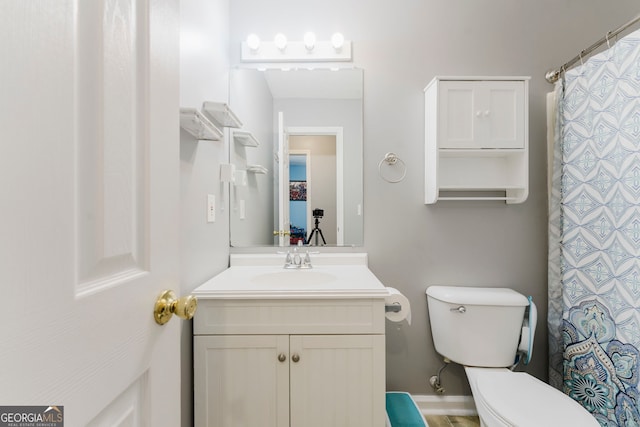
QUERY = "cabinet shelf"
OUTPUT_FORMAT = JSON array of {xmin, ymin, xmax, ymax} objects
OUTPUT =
[
  {"xmin": 202, "ymin": 101, "xmax": 243, "ymax": 128},
  {"xmin": 438, "ymin": 196, "xmax": 522, "ymax": 201},
  {"xmin": 233, "ymin": 130, "xmax": 259, "ymax": 147},
  {"xmin": 439, "ymin": 148, "xmax": 523, "ymax": 157},
  {"xmin": 180, "ymin": 108, "xmax": 223, "ymax": 141},
  {"xmin": 246, "ymin": 165, "xmax": 268, "ymax": 174},
  {"xmin": 437, "ymin": 187, "xmax": 528, "ymax": 202},
  {"xmin": 439, "ymin": 185, "xmax": 526, "ymax": 190}
]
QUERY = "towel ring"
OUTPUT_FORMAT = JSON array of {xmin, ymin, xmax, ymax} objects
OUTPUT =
[{"xmin": 378, "ymin": 152, "xmax": 406, "ymax": 183}]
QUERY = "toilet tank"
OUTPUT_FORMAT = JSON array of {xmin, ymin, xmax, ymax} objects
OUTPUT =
[{"xmin": 426, "ymin": 285, "xmax": 529, "ymax": 367}]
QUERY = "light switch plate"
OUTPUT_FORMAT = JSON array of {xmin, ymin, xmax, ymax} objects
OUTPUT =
[
  {"xmin": 207, "ymin": 194, "xmax": 215, "ymax": 222},
  {"xmin": 239, "ymin": 200, "xmax": 245, "ymax": 220}
]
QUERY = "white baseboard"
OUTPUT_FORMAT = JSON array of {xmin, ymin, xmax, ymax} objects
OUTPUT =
[{"xmin": 412, "ymin": 394, "xmax": 478, "ymax": 416}]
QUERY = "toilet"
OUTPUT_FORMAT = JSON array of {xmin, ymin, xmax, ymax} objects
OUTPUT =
[{"xmin": 426, "ymin": 285, "xmax": 598, "ymax": 427}]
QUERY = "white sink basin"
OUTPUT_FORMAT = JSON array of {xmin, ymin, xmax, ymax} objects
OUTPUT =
[
  {"xmin": 250, "ymin": 270, "xmax": 337, "ymax": 286},
  {"xmin": 193, "ymin": 253, "xmax": 388, "ymax": 299}
]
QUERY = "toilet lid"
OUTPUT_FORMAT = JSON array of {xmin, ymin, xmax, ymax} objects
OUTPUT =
[{"xmin": 474, "ymin": 370, "xmax": 598, "ymax": 427}]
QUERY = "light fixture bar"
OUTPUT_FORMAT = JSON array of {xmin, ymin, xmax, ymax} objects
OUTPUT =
[{"xmin": 241, "ymin": 40, "xmax": 352, "ymax": 63}]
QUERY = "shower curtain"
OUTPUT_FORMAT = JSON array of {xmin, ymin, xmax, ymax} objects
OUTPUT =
[{"xmin": 548, "ymin": 28, "xmax": 640, "ymax": 426}]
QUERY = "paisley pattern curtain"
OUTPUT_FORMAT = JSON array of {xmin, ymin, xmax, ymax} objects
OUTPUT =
[{"xmin": 549, "ymin": 29, "xmax": 640, "ymax": 426}]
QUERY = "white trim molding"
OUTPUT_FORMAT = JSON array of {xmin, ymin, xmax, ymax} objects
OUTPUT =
[{"xmin": 412, "ymin": 394, "xmax": 478, "ymax": 416}]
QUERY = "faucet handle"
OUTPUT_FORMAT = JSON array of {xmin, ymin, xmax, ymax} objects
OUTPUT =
[
  {"xmin": 293, "ymin": 249, "xmax": 302, "ymax": 265},
  {"xmin": 300, "ymin": 250, "xmax": 313, "ymax": 268}
]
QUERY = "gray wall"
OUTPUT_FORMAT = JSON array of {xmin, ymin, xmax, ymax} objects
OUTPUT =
[
  {"xmin": 229, "ymin": 69, "xmax": 275, "ymax": 246},
  {"xmin": 180, "ymin": 1, "xmax": 230, "ymax": 426},
  {"xmin": 227, "ymin": 0, "xmax": 640, "ymax": 397}
]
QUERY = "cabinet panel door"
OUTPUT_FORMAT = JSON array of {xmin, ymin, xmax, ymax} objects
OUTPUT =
[
  {"xmin": 438, "ymin": 80, "xmax": 525, "ymax": 149},
  {"xmin": 484, "ymin": 81, "xmax": 525, "ymax": 148},
  {"xmin": 438, "ymin": 81, "xmax": 476, "ymax": 148},
  {"xmin": 194, "ymin": 335, "xmax": 289, "ymax": 427},
  {"xmin": 289, "ymin": 335, "xmax": 385, "ymax": 427}
]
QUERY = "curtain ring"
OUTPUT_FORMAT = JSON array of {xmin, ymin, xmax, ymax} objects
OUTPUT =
[
  {"xmin": 579, "ymin": 50, "xmax": 584, "ymax": 67},
  {"xmin": 378, "ymin": 152, "xmax": 406, "ymax": 183},
  {"xmin": 606, "ymin": 31, "xmax": 612, "ymax": 49}
]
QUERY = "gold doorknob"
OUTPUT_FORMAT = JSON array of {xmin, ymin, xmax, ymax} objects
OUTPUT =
[{"xmin": 154, "ymin": 290, "xmax": 198, "ymax": 325}]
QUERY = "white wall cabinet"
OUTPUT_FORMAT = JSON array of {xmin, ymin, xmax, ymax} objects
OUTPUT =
[
  {"xmin": 193, "ymin": 298, "xmax": 386, "ymax": 427},
  {"xmin": 425, "ymin": 76, "xmax": 529, "ymax": 203}
]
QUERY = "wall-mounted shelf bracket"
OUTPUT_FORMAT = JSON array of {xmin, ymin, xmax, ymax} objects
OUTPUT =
[
  {"xmin": 233, "ymin": 130, "xmax": 260, "ymax": 147},
  {"xmin": 180, "ymin": 108, "xmax": 223, "ymax": 141},
  {"xmin": 202, "ymin": 101, "xmax": 243, "ymax": 128}
]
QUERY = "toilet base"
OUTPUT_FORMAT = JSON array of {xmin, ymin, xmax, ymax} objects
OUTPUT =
[{"xmin": 464, "ymin": 367, "xmax": 598, "ymax": 427}]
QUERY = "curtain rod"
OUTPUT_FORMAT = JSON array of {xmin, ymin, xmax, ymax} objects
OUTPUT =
[{"xmin": 545, "ymin": 14, "xmax": 640, "ymax": 83}]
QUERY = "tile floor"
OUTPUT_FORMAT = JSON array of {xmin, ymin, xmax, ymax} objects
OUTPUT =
[{"xmin": 424, "ymin": 415, "xmax": 481, "ymax": 427}]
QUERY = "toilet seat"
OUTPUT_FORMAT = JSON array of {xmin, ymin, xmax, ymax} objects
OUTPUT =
[{"xmin": 465, "ymin": 367, "xmax": 599, "ymax": 427}]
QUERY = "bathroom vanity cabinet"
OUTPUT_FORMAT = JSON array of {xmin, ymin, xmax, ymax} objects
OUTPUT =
[
  {"xmin": 194, "ymin": 298, "xmax": 385, "ymax": 427},
  {"xmin": 192, "ymin": 255, "xmax": 388, "ymax": 427},
  {"xmin": 424, "ymin": 76, "xmax": 530, "ymax": 204}
]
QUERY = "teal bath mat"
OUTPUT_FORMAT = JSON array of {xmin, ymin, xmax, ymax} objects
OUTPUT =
[{"xmin": 386, "ymin": 392, "xmax": 428, "ymax": 427}]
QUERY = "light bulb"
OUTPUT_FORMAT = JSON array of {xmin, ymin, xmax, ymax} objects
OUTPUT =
[
  {"xmin": 331, "ymin": 32, "xmax": 345, "ymax": 50},
  {"xmin": 303, "ymin": 32, "xmax": 316, "ymax": 51},
  {"xmin": 274, "ymin": 33, "xmax": 287, "ymax": 51},
  {"xmin": 246, "ymin": 33, "xmax": 260, "ymax": 51}
]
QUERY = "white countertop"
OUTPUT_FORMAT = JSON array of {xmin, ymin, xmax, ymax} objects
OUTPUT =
[{"xmin": 193, "ymin": 253, "xmax": 388, "ymax": 299}]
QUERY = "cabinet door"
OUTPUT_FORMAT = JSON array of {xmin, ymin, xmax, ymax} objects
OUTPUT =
[
  {"xmin": 438, "ymin": 81, "xmax": 476, "ymax": 148},
  {"xmin": 483, "ymin": 81, "xmax": 525, "ymax": 148},
  {"xmin": 194, "ymin": 335, "xmax": 289, "ymax": 427},
  {"xmin": 439, "ymin": 80, "xmax": 524, "ymax": 149},
  {"xmin": 289, "ymin": 335, "xmax": 386, "ymax": 427}
]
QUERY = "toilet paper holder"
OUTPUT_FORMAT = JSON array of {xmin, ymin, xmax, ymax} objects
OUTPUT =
[{"xmin": 385, "ymin": 304, "xmax": 402, "ymax": 313}]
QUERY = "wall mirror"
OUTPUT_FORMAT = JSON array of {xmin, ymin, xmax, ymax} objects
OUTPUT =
[{"xmin": 229, "ymin": 67, "xmax": 363, "ymax": 247}]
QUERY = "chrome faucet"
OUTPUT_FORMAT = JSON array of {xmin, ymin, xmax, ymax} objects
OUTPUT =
[{"xmin": 283, "ymin": 243, "xmax": 313, "ymax": 269}]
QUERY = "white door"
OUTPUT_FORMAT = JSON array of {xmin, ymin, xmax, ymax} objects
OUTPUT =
[
  {"xmin": 277, "ymin": 112, "xmax": 290, "ymax": 246},
  {"xmin": 0, "ymin": 1, "xmax": 181, "ymax": 426}
]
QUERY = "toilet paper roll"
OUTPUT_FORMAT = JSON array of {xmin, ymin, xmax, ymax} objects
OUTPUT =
[{"xmin": 385, "ymin": 287, "xmax": 411, "ymax": 325}]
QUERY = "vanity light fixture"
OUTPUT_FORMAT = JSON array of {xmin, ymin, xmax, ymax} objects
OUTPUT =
[
  {"xmin": 274, "ymin": 33, "xmax": 288, "ymax": 51},
  {"xmin": 246, "ymin": 33, "xmax": 261, "ymax": 51},
  {"xmin": 331, "ymin": 32, "xmax": 345, "ymax": 50},
  {"xmin": 241, "ymin": 32, "xmax": 352, "ymax": 63},
  {"xmin": 303, "ymin": 32, "xmax": 316, "ymax": 51}
]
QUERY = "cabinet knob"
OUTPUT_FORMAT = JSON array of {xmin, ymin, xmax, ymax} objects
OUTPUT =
[
  {"xmin": 278, "ymin": 353, "xmax": 287, "ymax": 362},
  {"xmin": 291, "ymin": 353, "xmax": 300, "ymax": 363},
  {"xmin": 476, "ymin": 110, "xmax": 482, "ymax": 117},
  {"xmin": 484, "ymin": 110, "xmax": 490, "ymax": 117}
]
